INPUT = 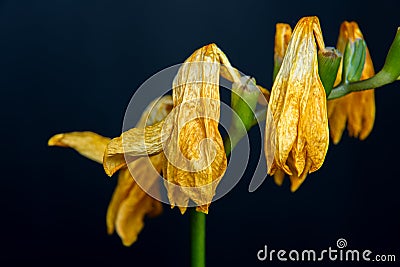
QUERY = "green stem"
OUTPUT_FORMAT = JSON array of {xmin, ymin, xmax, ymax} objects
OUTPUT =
[
  {"xmin": 190, "ymin": 208, "xmax": 206, "ymax": 267},
  {"xmin": 328, "ymin": 71, "xmax": 396, "ymax": 99},
  {"xmin": 328, "ymin": 27, "xmax": 400, "ymax": 100}
]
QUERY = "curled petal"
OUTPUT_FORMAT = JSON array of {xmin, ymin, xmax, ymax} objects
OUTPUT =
[
  {"xmin": 104, "ymin": 120, "xmax": 171, "ymax": 176},
  {"xmin": 48, "ymin": 131, "xmax": 110, "ymax": 164},
  {"xmin": 103, "ymin": 96, "xmax": 173, "ymax": 176}
]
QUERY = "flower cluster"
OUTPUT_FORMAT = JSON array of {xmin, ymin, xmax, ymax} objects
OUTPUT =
[{"xmin": 49, "ymin": 16, "xmax": 385, "ymax": 246}]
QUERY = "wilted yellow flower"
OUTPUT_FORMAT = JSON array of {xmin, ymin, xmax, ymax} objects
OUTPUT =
[
  {"xmin": 265, "ymin": 16, "xmax": 329, "ymax": 192},
  {"xmin": 327, "ymin": 21, "xmax": 376, "ymax": 144},
  {"xmin": 104, "ymin": 43, "xmax": 237, "ymax": 214},
  {"xmin": 48, "ymin": 95, "xmax": 173, "ymax": 246}
]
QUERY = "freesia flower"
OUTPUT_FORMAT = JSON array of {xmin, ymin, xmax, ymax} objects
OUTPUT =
[
  {"xmin": 103, "ymin": 43, "xmax": 238, "ymax": 214},
  {"xmin": 48, "ymin": 95, "xmax": 173, "ymax": 246},
  {"xmin": 265, "ymin": 16, "xmax": 329, "ymax": 192},
  {"xmin": 327, "ymin": 21, "xmax": 376, "ymax": 144}
]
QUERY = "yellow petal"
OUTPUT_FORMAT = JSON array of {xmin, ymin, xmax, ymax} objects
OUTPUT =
[
  {"xmin": 274, "ymin": 23, "xmax": 292, "ymax": 64},
  {"xmin": 136, "ymin": 95, "xmax": 173, "ymax": 128},
  {"xmin": 273, "ymin": 169, "xmax": 285, "ymax": 186},
  {"xmin": 103, "ymin": 96, "xmax": 173, "ymax": 176},
  {"xmin": 113, "ymin": 156, "xmax": 163, "ymax": 246},
  {"xmin": 162, "ymin": 44, "xmax": 228, "ymax": 213},
  {"xmin": 347, "ymin": 47, "xmax": 375, "ymax": 140},
  {"xmin": 104, "ymin": 120, "xmax": 170, "ymax": 176},
  {"xmin": 106, "ymin": 167, "xmax": 135, "ymax": 235},
  {"xmin": 106, "ymin": 154, "xmax": 164, "ymax": 245},
  {"xmin": 288, "ymin": 157, "xmax": 312, "ymax": 192},
  {"xmin": 266, "ymin": 16, "xmax": 329, "ymax": 178},
  {"xmin": 48, "ymin": 131, "xmax": 110, "ymax": 164},
  {"xmin": 115, "ymin": 188, "xmax": 162, "ymax": 246},
  {"xmin": 327, "ymin": 98, "xmax": 348, "ymax": 144}
]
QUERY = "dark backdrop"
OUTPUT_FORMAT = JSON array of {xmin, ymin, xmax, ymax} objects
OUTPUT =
[{"xmin": 1, "ymin": 0, "xmax": 399, "ymax": 266}]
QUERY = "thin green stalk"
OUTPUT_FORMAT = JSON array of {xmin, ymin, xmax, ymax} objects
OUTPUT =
[
  {"xmin": 328, "ymin": 71, "xmax": 397, "ymax": 99},
  {"xmin": 190, "ymin": 209, "xmax": 206, "ymax": 267},
  {"xmin": 328, "ymin": 27, "xmax": 400, "ymax": 100}
]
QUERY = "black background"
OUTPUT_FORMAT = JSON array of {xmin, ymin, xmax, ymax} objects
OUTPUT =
[{"xmin": 1, "ymin": 0, "xmax": 399, "ymax": 266}]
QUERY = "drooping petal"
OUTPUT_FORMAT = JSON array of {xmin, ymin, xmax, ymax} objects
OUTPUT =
[
  {"xmin": 48, "ymin": 131, "xmax": 110, "ymax": 164},
  {"xmin": 104, "ymin": 95, "xmax": 170, "ymax": 245},
  {"xmin": 327, "ymin": 98, "xmax": 348, "ymax": 144},
  {"xmin": 273, "ymin": 169, "xmax": 286, "ymax": 186},
  {"xmin": 266, "ymin": 16, "xmax": 329, "ymax": 180},
  {"xmin": 327, "ymin": 21, "xmax": 376, "ymax": 143},
  {"xmin": 104, "ymin": 120, "xmax": 169, "ymax": 176},
  {"xmin": 106, "ymin": 167, "xmax": 135, "ymax": 235},
  {"xmin": 103, "ymin": 96, "xmax": 173, "ymax": 176},
  {"xmin": 288, "ymin": 157, "xmax": 312, "ymax": 192},
  {"xmin": 162, "ymin": 43, "xmax": 228, "ymax": 213},
  {"xmin": 347, "ymin": 48, "xmax": 375, "ymax": 140},
  {"xmin": 108, "ymin": 155, "xmax": 163, "ymax": 246}
]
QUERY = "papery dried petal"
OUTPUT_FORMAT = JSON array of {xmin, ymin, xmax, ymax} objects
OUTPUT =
[
  {"xmin": 48, "ymin": 131, "xmax": 110, "ymax": 163},
  {"xmin": 162, "ymin": 44, "xmax": 228, "ymax": 213},
  {"xmin": 106, "ymin": 167, "xmax": 134, "ymax": 236},
  {"xmin": 104, "ymin": 95, "xmax": 170, "ymax": 245},
  {"xmin": 48, "ymin": 131, "xmax": 163, "ymax": 246},
  {"xmin": 103, "ymin": 96, "xmax": 173, "ymax": 176},
  {"xmin": 288, "ymin": 157, "xmax": 312, "ymax": 192},
  {"xmin": 109, "ymin": 156, "xmax": 163, "ymax": 246},
  {"xmin": 49, "ymin": 95, "xmax": 172, "ymax": 247},
  {"xmin": 266, "ymin": 16, "xmax": 329, "ymax": 181},
  {"xmin": 103, "ymin": 120, "xmax": 169, "ymax": 176}
]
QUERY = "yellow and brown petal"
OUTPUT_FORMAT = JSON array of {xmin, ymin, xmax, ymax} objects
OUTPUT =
[
  {"xmin": 48, "ymin": 95, "xmax": 173, "ymax": 246},
  {"xmin": 104, "ymin": 44, "xmax": 233, "ymax": 214},
  {"xmin": 265, "ymin": 16, "xmax": 329, "ymax": 192},
  {"xmin": 327, "ymin": 21, "xmax": 376, "ymax": 144},
  {"xmin": 163, "ymin": 44, "xmax": 233, "ymax": 214}
]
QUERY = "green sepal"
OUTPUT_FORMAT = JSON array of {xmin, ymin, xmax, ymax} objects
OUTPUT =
[
  {"xmin": 318, "ymin": 47, "xmax": 342, "ymax": 96},
  {"xmin": 342, "ymin": 38, "xmax": 366, "ymax": 83}
]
